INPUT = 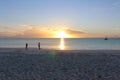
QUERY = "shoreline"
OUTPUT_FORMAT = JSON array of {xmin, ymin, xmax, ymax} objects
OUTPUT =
[{"xmin": 0, "ymin": 48, "xmax": 120, "ymax": 55}]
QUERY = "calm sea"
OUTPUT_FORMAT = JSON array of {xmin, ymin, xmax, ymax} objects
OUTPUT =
[{"xmin": 0, "ymin": 38, "xmax": 120, "ymax": 50}]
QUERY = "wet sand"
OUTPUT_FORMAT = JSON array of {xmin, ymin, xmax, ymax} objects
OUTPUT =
[{"xmin": 0, "ymin": 48, "xmax": 120, "ymax": 80}]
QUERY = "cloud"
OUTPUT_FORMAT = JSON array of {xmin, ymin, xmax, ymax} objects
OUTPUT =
[
  {"xmin": 15, "ymin": 27, "xmax": 55, "ymax": 38},
  {"xmin": 0, "ymin": 32, "xmax": 15, "ymax": 37},
  {"xmin": 65, "ymin": 29, "xmax": 86, "ymax": 38},
  {"xmin": 113, "ymin": 27, "xmax": 120, "ymax": 31},
  {"xmin": 0, "ymin": 24, "xmax": 87, "ymax": 38},
  {"xmin": 66, "ymin": 29, "xmax": 85, "ymax": 34},
  {"xmin": 112, "ymin": 2, "xmax": 120, "ymax": 8},
  {"xmin": 14, "ymin": 25, "xmax": 86, "ymax": 38}
]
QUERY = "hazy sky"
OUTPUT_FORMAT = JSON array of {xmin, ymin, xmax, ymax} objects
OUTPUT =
[{"xmin": 0, "ymin": 0, "xmax": 120, "ymax": 38}]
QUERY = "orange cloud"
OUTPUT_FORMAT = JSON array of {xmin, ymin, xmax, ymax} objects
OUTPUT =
[
  {"xmin": 65, "ymin": 29, "xmax": 86, "ymax": 38},
  {"xmin": 0, "ymin": 32, "xmax": 15, "ymax": 37},
  {"xmin": 15, "ymin": 27, "xmax": 55, "ymax": 38},
  {"xmin": 15, "ymin": 26, "xmax": 86, "ymax": 38},
  {"xmin": 0, "ymin": 24, "xmax": 87, "ymax": 38}
]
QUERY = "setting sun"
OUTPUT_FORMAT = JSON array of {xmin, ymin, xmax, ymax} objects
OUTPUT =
[{"xmin": 57, "ymin": 31, "xmax": 69, "ymax": 38}]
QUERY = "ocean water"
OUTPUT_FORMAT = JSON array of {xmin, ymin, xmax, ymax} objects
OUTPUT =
[{"xmin": 0, "ymin": 38, "xmax": 120, "ymax": 50}]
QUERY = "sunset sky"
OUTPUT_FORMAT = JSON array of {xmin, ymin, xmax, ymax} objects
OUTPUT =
[{"xmin": 0, "ymin": 0, "xmax": 120, "ymax": 38}]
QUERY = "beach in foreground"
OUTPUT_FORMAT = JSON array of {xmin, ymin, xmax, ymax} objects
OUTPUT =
[{"xmin": 0, "ymin": 48, "xmax": 120, "ymax": 80}]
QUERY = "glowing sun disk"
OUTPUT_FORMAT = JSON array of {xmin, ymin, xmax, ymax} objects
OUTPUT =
[{"xmin": 57, "ymin": 31, "xmax": 68, "ymax": 38}]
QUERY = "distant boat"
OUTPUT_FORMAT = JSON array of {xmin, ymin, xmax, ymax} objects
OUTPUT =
[{"xmin": 104, "ymin": 37, "xmax": 108, "ymax": 40}]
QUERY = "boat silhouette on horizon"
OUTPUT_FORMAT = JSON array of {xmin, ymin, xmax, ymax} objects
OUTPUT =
[{"xmin": 104, "ymin": 37, "xmax": 108, "ymax": 40}]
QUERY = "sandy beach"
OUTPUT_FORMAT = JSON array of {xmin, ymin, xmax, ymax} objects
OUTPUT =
[{"xmin": 0, "ymin": 48, "xmax": 120, "ymax": 80}]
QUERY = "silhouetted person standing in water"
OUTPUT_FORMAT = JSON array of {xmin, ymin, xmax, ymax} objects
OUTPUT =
[
  {"xmin": 38, "ymin": 42, "xmax": 40, "ymax": 50},
  {"xmin": 25, "ymin": 43, "xmax": 28, "ymax": 50}
]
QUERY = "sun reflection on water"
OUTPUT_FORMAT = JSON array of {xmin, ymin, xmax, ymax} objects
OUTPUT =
[{"xmin": 60, "ymin": 38, "xmax": 65, "ymax": 50}]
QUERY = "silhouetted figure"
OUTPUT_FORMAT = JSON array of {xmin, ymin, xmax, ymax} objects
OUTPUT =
[
  {"xmin": 25, "ymin": 43, "xmax": 28, "ymax": 50},
  {"xmin": 38, "ymin": 42, "xmax": 40, "ymax": 50}
]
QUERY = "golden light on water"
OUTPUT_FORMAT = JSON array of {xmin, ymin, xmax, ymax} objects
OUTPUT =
[{"xmin": 60, "ymin": 38, "xmax": 65, "ymax": 50}]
